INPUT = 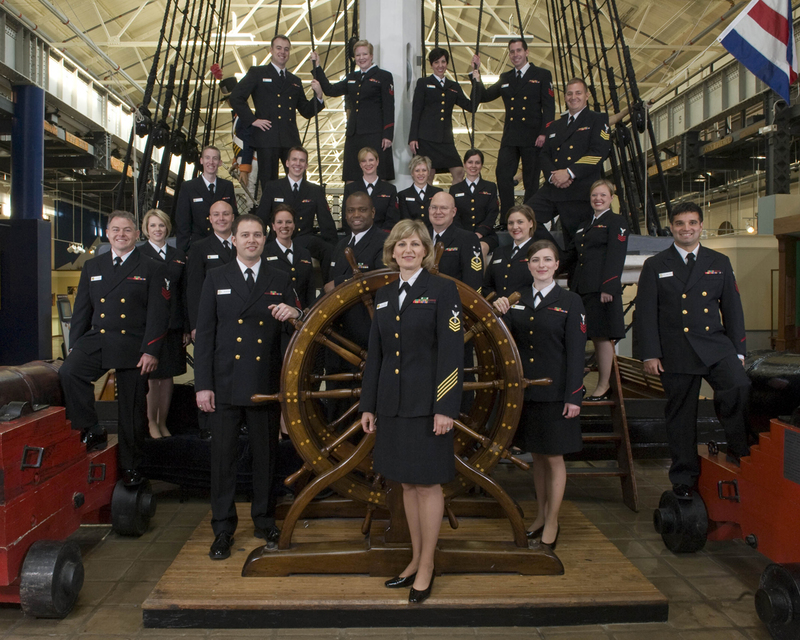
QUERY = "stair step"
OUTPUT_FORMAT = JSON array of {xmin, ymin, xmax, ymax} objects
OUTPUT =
[
  {"xmin": 567, "ymin": 467, "xmax": 627, "ymax": 477},
  {"xmin": 583, "ymin": 433, "xmax": 622, "ymax": 443}
]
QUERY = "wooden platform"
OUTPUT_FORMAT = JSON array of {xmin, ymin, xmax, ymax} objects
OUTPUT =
[{"xmin": 142, "ymin": 500, "xmax": 668, "ymax": 629}]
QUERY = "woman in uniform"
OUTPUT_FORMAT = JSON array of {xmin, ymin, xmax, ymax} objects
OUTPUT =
[
  {"xmin": 139, "ymin": 209, "xmax": 190, "ymax": 439},
  {"xmin": 342, "ymin": 147, "xmax": 399, "ymax": 232},
  {"xmin": 408, "ymin": 48, "xmax": 474, "ymax": 185},
  {"xmin": 397, "ymin": 156, "xmax": 442, "ymax": 224},
  {"xmin": 493, "ymin": 240, "xmax": 587, "ymax": 549},
  {"xmin": 360, "ymin": 219, "xmax": 464, "ymax": 604},
  {"xmin": 568, "ymin": 179, "xmax": 628, "ymax": 400},
  {"xmin": 263, "ymin": 204, "xmax": 315, "ymax": 309},
  {"xmin": 450, "ymin": 148, "xmax": 499, "ymax": 262},
  {"xmin": 483, "ymin": 204, "xmax": 537, "ymax": 299},
  {"xmin": 310, "ymin": 41, "xmax": 395, "ymax": 183}
]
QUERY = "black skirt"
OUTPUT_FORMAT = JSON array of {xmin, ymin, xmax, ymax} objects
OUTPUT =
[
  {"xmin": 515, "ymin": 401, "xmax": 582, "ymax": 455},
  {"xmin": 373, "ymin": 414, "xmax": 455, "ymax": 485},
  {"xmin": 150, "ymin": 329, "xmax": 186, "ymax": 379},
  {"xmin": 581, "ymin": 292, "xmax": 625, "ymax": 340},
  {"xmin": 343, "ymin": 133, "xmax": 395, "ymax": 182},
  {"xmin": 417, "ymin": 139, "xmax": 462, "ymax": 173}
]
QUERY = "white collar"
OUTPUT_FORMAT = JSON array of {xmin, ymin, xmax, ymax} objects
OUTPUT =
[
  {"xmin": 288, "ymin": 177, "xmax": 303, "ymax": 190},
  {"xmin": 148, "ymin": 240, "xmax": 167, "ymax": 256},
  {"xmin": 592, "ymin": 209, "xmax": 611, "ymax": 222},
  {"xmin": 202, "ymin": 175, "xmax": 217, "ymax": 188},
  {"xmin": 533, "ymin": 280, "xmax": 557, "ymax": 299},
  {"xmin": 363, "ymin": 177, "xmax": 378, "ymax": 188},
  {"xmin": 350, "ymin": 227, "xmax": 371, "ymax": 245},
  {"xmin": 674, "ymin": 243, "xmax": 700, "ymax": 263},
  {"xmin": 399, "ymin": 268, "xmax": 424, "ymax": 287},
  {"xmin": 111, "ymin": 247, "xmax": 135, "ymax": 263},
  {"xmin": 215, "ymin": 232, "xmax": 233, "ymax": 244},
  {"xmin": 566, "ymin": 106, "xmax": 587, "ymax": 120},
  {"xmin": 433, "ymin": 74, "xmax": 446, "ymax": 84},
  {"xmin": 515, "ymin": 62, "xmax": 530, "ymax": 76},
  {"xmin": 277, "ymin": 240, "xmax": 294, "ymax": 255},
  {"xmin": 236, "ymin": 257, "xmax": 262, "ymax": 280},
  {"xmin": 359, "ymin": 64, "xmax": 377, "ymax": 74},
  {"xmin": 271, "ymin": 62, "xmax": 287, "ymax": 75}
]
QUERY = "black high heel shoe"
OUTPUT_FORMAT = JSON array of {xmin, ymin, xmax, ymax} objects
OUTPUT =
[
  {"xmin": 526, "ymin": 525, "xmax": 544, "ymax": 540},
  {"xmin": 586, "ymin": 389, "xmax": 612, "ymax": 401},
  {"xmin": 540, "ymin": 525, "xmax": 560, "ymax": 551},
  {"xmin": 385, "ymin": 573, "xmax": 416, "ymax": 588},
  {"xmin": 409, "ymin": 572, "xmax": 435, "ymax": 604}
]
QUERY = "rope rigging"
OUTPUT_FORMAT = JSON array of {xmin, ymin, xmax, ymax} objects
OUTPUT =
[{"xmin": 307, "ymin": 0, "xmax": 325, "ymax": 187}]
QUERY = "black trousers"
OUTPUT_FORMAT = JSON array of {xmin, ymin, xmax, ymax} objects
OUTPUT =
[
  {"xmin": 496, "ymin": 145, "xmax": 541, "ymax": 217},
  {"xmin": 59, "ymin": 342, "xmax": 147, "ymax": 471},
  {"xmin": 294, "ymin": 234, "xmax": 333, "ymax": 283},
  {"xmin": 253, "ymin": 146, "xmax": 289, "ymax": 196},
  {"xmin": 209, "ymin": 403, "xmax": 280, "ymax": 536},
  {"xmin": 527, "ymin": 192, "xmax": 593, "ymax": 252},
  {"xmin": 660, "ymin": 353, "xmax": 751, "ymax": 487}
]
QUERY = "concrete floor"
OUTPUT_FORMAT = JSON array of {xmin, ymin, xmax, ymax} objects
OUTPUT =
[{"xmin": 0, "ymin": 457, "xmax": 774, "ymax": 639}]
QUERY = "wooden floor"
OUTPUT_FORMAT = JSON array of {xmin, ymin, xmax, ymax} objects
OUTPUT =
[{"xmin": 142, "ymin": 500, "xmax": 668, "ymax": 628}]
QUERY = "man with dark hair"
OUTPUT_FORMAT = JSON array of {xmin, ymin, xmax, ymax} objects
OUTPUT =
[
  {"xmin": 229, "ymin": 35, "xmax": 324, "ymax": 194},
  {"xmin": 257, "ymin": 146, "xmax": 336, "ymax": 281},
  {"xmin": 175, "ymin": 145, "xmax": 238, "ymax": 252},
  {"xmin": 527, "ymin": 78, "xmax": 611, "ymax": 259},
  {"xmin": 194, "ymin": 213, "xmax": 303, "ymax": 560},
  {"xmin": 472, "ymin": 39, "xmax": 555, "ymax": 216},
  {"xmin": 59, "ymin": 211, "xmax": 169, "ymax": 487},
  {"xmin": 636, "ymin": 201, "xmax": 750, "ymax": 500}
]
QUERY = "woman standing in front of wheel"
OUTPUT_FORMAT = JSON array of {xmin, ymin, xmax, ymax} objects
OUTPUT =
[
  {"xmin": 449, "ymin": 149, "xmax": 499, "ymax": 262},
  {"xmin": 360, "ymin": 219, "xmax": 464, "ymax": 603},
  {"xmin": 310, "ymin": 41, "xmax": 395, "ymax": 183},
  {"xmin": 263, "ymin": 204, "xmax": 315, "ymax": 310},
  {"xmin": 566, "ymin": 179, "xmax": 628, "ymax": 401},
  {"xmin": 493, "ymin": 240, "xmax": 587, "ymax": 549}
]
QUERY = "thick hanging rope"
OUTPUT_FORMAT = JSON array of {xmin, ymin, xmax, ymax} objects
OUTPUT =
[
  {"xmin": 274, "ymin": 0, "xmax": 283, "ymax": 39},
  {"xmin": 307, "ymin": 0, "xmax": 324, "ymax": 186},
  {"xmin": 469, "ymin": 0, "xmax": 484, "ymax": 149},
  {"xmin": 513, "ymin": 0, "xmax": 524, "ymax": 38},
  {"xmin": 434, "ymin": 0, "xmax": 441, "ymax": 49}
]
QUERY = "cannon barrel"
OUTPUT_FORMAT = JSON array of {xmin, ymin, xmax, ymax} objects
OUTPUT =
[
  {"xmin": 0, "ymin": 361, "xmax": 63, "ymax": 409},
  {"xmin": 746, "ymin": 351, "xmax": 800, "ymax": 430}
]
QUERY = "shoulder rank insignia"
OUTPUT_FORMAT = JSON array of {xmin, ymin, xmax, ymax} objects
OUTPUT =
[
  {"xmin": 618, "ymin": 227, "xmax": 627, "ymax": 242},
  {"xmin": 580, "ymin": 313, "xmax": 587, "ymax": 334},
  {"xmin": 448, "ymin": 309, "xmax": 461, "ymax": 332},
  {"xmin": 471, "ymin": 250, "xmax": 482, "ymax": 271}
]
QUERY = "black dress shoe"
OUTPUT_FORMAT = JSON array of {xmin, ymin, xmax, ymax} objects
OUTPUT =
[
  {"xmin": 254, "ymin": 525, "xmax": 281, "ymax": 543},
  {"xmin": 586, "ymin": 389, "xmax": 613, "ymax": 401},
  {"xmin": 209, "ymin": 532, "xmax": 234, "ymax": 560},
  {"xmin": 409, "ymin": 573, "xmax": 435, "ymax": 604},
  {"xmin": 199, "ymin": 429, "xmax": 212, "ymax": 440},
  {"xmin": 385, "ymin": 573, "xmax": 416, "ymax": 588},
  {"xmin": 526, "ymin": 525, "xmax": 544, "ymax": 540},
  {"xmin": 541, "ymin": 525, "xmax": 560, "ymax": 551},
  {"xmin": 81, "ymin": 427, "xmax": 108, "ymax": 452},
  {"xmin": 672, "ymin": 484, "xmax": 693, "ymax": 500},
  {"xmin": 121, "ymin": 469, "xmax": 143, "ymax": 487}
]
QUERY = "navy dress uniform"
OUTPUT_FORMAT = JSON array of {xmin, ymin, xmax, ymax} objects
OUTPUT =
[
  {"xmin": 475, "ymin": 64, "xmax": 555, "ymax": 215},
  {"xmin": 636, "ymin": 244, "xmax": 751, "ymax": 487},
  {"xmin": 174, "ymin": 177, "xmax": 238, "ymax": 252},
  {"xmin": 566, "ymin": 209, "xmax": 628, "ymax": 340},
  {"xmin": 408, "ymin": 75, "xmax": 474, "ymax": 171},
  {"xmin": 503, "ymin": 284, "xmax": 587, "ymax": 454},
  {"xmin": 343, "ymin": 180, "xmax": 399, "ymax": 232},
  {"xmin": 229, "ymin": 64, "xmax": 325, "ymax": 191},
  {"xmin": 314, "ymin": 65, "xmax": 395, "ymax": 182},
  {"xmin": 59, "ymin": 248, "xmax": 169, "ymax": 472},
  {"xmin": 398, "ymin": 185, "xmax": 443, "ymax": 225},
  {"xmin": 431, "ymin": 224, "xmax": 484, "ymax": 294},
  {"xmin": 139, "ymin": 242, "xmax": 189, "ymax": 377},
  {"xmin": 359, "ymin": 270, "xmax": 464, "ymax": 484},
  {"xmin": 528, "ymin": 108, "xmax": 611, "ymax": 250},
  {"xmin": 483, "ymin": 238, "xmax": 534, "ymax": 299},
  {"xmin": 263, "ymin": 239, "xmax": 315, "ymax": 309},
  {"xmin": 256, "ymin": 177, "xmax": 337, "ymax": 281},
  {"xmin": 193, "ymin": 260, "xmax": 301, "ymax": 538},
  {"xmin": 186, "ymin": 234, "xmax": 235, "ymax": 332},
  {"xmin": 449, "ymin": 178, "xmax": 500, "ymax": 252}
]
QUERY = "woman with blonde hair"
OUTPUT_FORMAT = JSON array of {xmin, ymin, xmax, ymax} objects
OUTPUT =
[{"xmin": 397, "ymin": 156, "xmax": 442, "ymax": 224}]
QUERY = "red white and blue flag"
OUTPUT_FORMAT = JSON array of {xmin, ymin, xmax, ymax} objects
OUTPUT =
[{"xmin": 718, "ymin": 0, "xmax": 798, "ymax": 103}]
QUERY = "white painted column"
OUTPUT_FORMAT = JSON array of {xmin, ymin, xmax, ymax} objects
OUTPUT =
[{"xmin": 359, "ymin": 0, "xmax": 421, "ymax": 190}]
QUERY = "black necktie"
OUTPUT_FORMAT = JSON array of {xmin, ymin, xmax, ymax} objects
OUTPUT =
[
  {"xmin": 469, "ymin": 183, "xmax": 476, "ymax": 193},
  {"xmin": 348, "ymin": 235, "xmax": 356, "ymax": 249},
  {"xmin": 293, "ymin": 183, "xmax": 299, "ymax": 196},
  {"xmin": 209, "ymin": 183, "xmax": 215, "ymax": 195},
  {"xmin": 158, "ymin": 249, "xmax": 166, "ymax": 260},
  {"xmin": 360, "ymin": 72, "xmax": 366, "ymax": 83},
  {"xmin": 534, "ymin": 291, "xmax": 543, "ymax": 308},
  {"xmin": 280, "ymin": 69, "xmax": 285, "ymax": 79},
  {"xmin": 511, "ymin": 245, "xmax": 519, "ymax": 259},
  {"xmin": 366, "ymin": 183, "xmax": 374, "ymax": 194},
  {"xmin": 434, "ymin": 233, "xmax": 441, "ymax": 246},
  {"xmin": 686, "ymin": 252, "xmax": 696, "ymax": 274},
  {"xmin": 245, "ymin": 268, "xmax": 254, "ymax": 292},
  {"xmin": 516, "ymin": 70, "xmax": 522, "ymax": 80},
  {"xmin": 113, "ymin": 256, "xmax": 121, "ymax": 269},
  {"xmin": 568, "ymin": 115, "xmax": 575, "ymax": 127},
  {"xmin": 286, "ymin": 248, "xmax": 293, "ymax": 263},
  {"xmin": 399, "ymin": 281, "xmax": 411, "ymax": 305},
  {"xmin": 222, "ymin": 240, "xmax": 231, "ymax": 257},
  {"xmin": 418, "ymin": 189, "xmax": 425, "ymax": 202}
]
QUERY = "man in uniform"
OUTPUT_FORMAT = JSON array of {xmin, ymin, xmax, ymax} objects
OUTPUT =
[
  {"xmin": 636, "ymin": 202, "xmax": 750, "ymax": 500},
  {"xmin": 527, "ymin": 78, "xmax": 611, "ymax": 257},
  {"xmin": 186, "ymin": 201, "xmax": 236, "ymax": 340},
  {"xmin": 428, "ymin": 192, "xmax": 483, "ymax": 293},
  {"xmin": 472, "ymin": 39, "xmax": 555, "ymax": 216},
  {"xmin": 194, "ymin": 214, "xmax": 303, "ymax": 560},
  {"xmin": 229, "ymin": 34, "xmax": 324, "ymax": 193},
  {"xmin": 59, "ymin": 211, "xmax": 169, "ymax": 486},
  {"xmin": 257, "ymin": 146, "xmax": 337, "ymax": 281},
  {"xmin": 175, "ymin": 146, "xmax": 238, "ymax": 252}
]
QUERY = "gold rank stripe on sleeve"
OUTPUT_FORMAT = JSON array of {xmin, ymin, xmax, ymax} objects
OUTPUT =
[
  {"xmin": 574, "ymin": 156, "xmax": 602, "ymax": 165},
  {"xmin": 436, "ymin": 369, "xmax": 459, "ymax": 401},
  {"xmin": 600, "ymin": 131, "xmax": 610, "ymax": 140}
]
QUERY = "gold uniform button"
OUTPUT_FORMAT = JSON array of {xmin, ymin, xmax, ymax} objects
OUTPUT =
[
  {"xmin": 395, "ymin": 333, "xmax": 399, "ymax": 338},
  {"xmin": 682, "ymin": 310, "xmax": 688, "ymax": 315},
  {"xmin": 529, "ymin": 358, "xmax": 534, "ymax": 363},
  {"xmin": 121, "ymin": 299, "xmax": 125, "ymax": 303},
  {"xmin": 121, "ymin": 330, "xmax": 125, "ymax": 334},
  {"xmin": 566, "ymin": 155, "xmax": 571, "ymax": 160},
  {"xmin": 238, "ymin": 319, "xmax": 244, "ymax": 324},
  {"xmin": 100, "ymin": 313, "xmax": 105, "ymax": 318},
  {"xmin": 257, "ymin": 339, "xmax": 263, "ymax": 345},
  {"xmin": 120, "ymin": 314, "xmax": 126, "ymax": 319},
  {"xmin": 292, "ymin": 277, "xmax": 296, "ymax": 281},
  {"xmin": 529, "ymin": 331, "xmax": 533, "ymax": 335},
  {"xmin": 440, "ymin": 117, "xmax": 444, "ymax": 121},
  {"xmin": 256, "ymin": 356, "xmax": 261, "ymax": 361},
  {"xmin": 569, "ymin": 145, "xmax": 574, "ymax": 149},
  {"xmin": 100, "ymin": 298, "xmax": 105, "ymax": 303},
  {"xmin": 259, "ymin": 321, "xmax": 264, "ymax": 326},
  {"xmin": 684, "ymin": 327, "xmax": 689, "ymax": 333},
  {"xmin": 682, "ymin": 294, "xmax": 687, "ymax": 299},
  {"xmin": 396, "ymin": 351, "xmax": 400, "ymax": 356},
  {"xmin": 100, "ymin": 329, "xmax": 105, "ymax": 334},
  {"xmin": 704, "ymin": 308, "xmax": 708, "ymax": 313},
  {"xmin": 235, "ymin": 355, "xmax": 240, "ymax": 360},
  {"xmin": 705, "ymin": 326, "xmax": 710, "ymax": 331},
  {"xmin": 522, "ymin": 117, "xmax": 525, "ymax": 121},
  {"xmin": 277, "ymin": 104, "xmax": 281, "ymax": 108},
  {"xmin": 291, "ymin": 267, "xmax": 295, "ymax": 272},
  {"xmin": 396, "ymin": 316, "xmax": 400, "ymax": 321},
  {"xmin": 510, "ymin": 97, "xmax": 515, "ymax": 101},
  {"xmin": 702, "ymin": 291, "xmax": 707, "ymax": 297},
  {"xmin": 237, "ymin": 337, "xmax": 242, "ymax": 342},
  {"xmin": 394, "ymin": 369, "xmax": 399, "ymax": 374}
]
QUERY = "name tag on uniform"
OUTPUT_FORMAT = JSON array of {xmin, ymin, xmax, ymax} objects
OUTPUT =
[
  {"xmin": 207, "ymin": 254, "xmax": 219, "ymax": 259},
  {"xmin": 659, "ymin": 271, "xmax": 673, "ymax": 278},
  {"xmin": 406, "ymin": 197, "xmax": 416, "ymax": 202},
  {"xmin": 217, "ymin": 289, "xmax": 231, "ymax": 295},
  {"xmin": 274, "ymin": 197, "xmax": 284, "ymax": 202},
  {"xmin": 493, "ymin": 259, "xmax": 502, "ymax": 264},
  {"xmin": 426, "ymin": 84, "xmax": 436, "ymax": 88},
  {"xmin": 549, "ymin": 133, "xmax": 556, "ymax": 138},
  {"xmin": 511, "ymin": 304, "xmax": 525, "ymax": 310},
  {"xmin": 193, "ymin": 197, "xmax": 203, "ymax": 202},
  {"xmin": 262, "ymin": 78, "xmax": 272, "ymax": 82},
  {"xmin": 91, "ymin": 275, "xmax": 102, "ymax": 281},
  {"xmin": 266, "ymin": 256, "xmax": 278, "ymax": 261},
  {"xmin": 501, "ymin": 83, "xmax": 509, "ymax": 88},
  {"xmin": 330, "ymin": 262, "xmax": 336, "ymax": 267},
  {"xmin": 348, "ymin": 80, "xmax": 356, "ymax": 83},
  {"xmin": 454, "ymin": 193, "xmax": 465, "ymax": 197},
  {"xmin": 576, "ymin": 228, "xmax": 585, "ymax": 234},
  {"xmin": 376, "ymin": 301, "xmax": 388, "ymax": 309}
]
